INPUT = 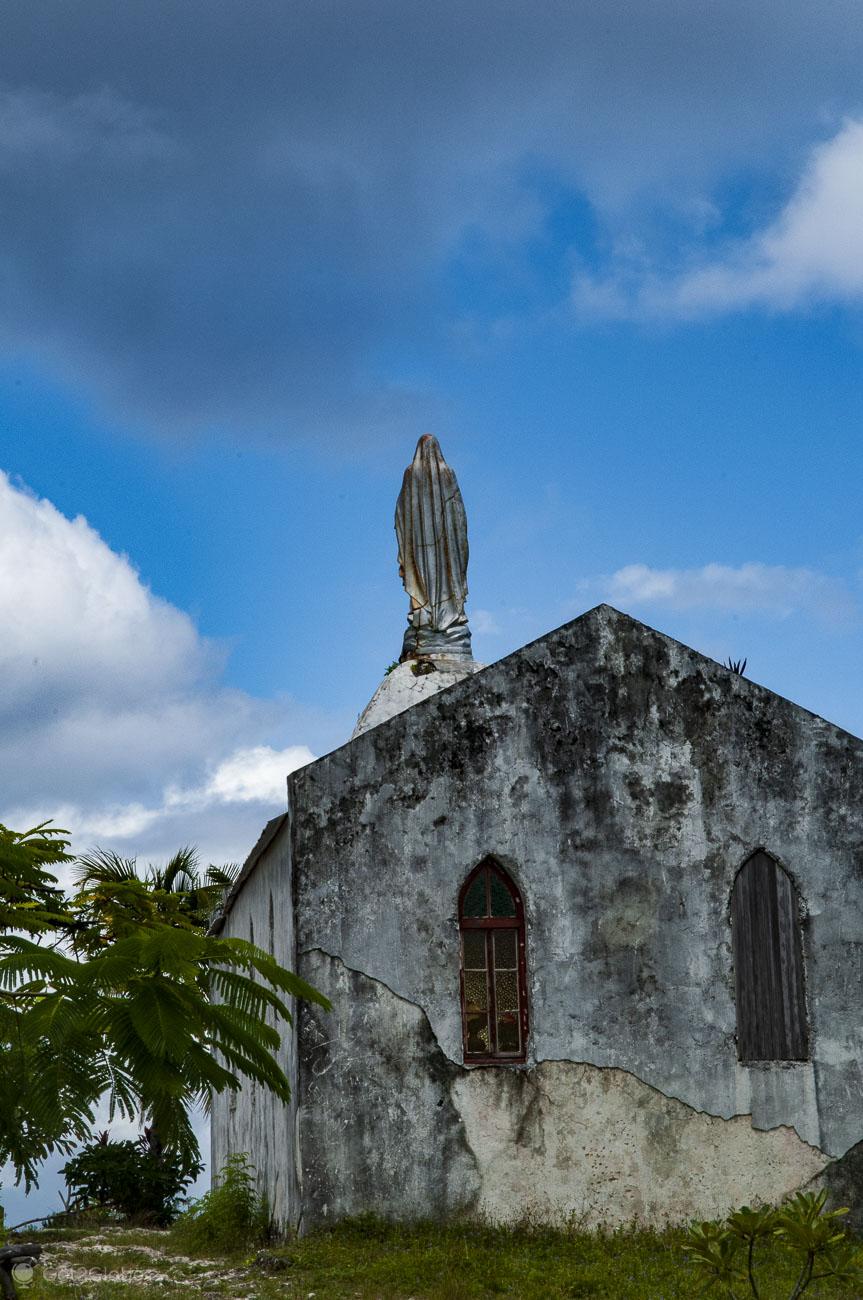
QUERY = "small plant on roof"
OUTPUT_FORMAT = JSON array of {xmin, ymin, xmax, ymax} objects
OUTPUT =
[
  {"xmin": 726, "ymin": 656, "xmax": 747, "ymax": 676},
  {"xmin": 411, "ymin": 659, "xmax": 436, "ymax": 676}
]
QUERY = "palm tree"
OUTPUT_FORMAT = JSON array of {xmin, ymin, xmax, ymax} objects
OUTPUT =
[
  {"xmin": 0, "ymin": 826, "xmax": 329, "ymax": 1189},
  {"xmin": 72, "ymin": 845, "xmax": 239, "ymax": 942}
]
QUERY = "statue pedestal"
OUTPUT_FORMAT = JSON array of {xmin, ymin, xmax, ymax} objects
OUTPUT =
[{"xmin": 352, "ymin": 657, "xmax": 484, "ymax": 739}]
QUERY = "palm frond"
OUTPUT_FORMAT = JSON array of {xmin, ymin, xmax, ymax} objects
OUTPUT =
[
  {"xmin": 73, "ymin": 847, "xmax": 139, "ymax": 887},
  {"xmin": 217, "ymin": 937, "xmax": 332, "ymax": 1008},
  {"xmin": 204, "ymin": 863, "xmax": 240, "ymax": 891},
  {"xmin": 153, "ymin": 846, "xmax": 201, "ymax": 893}
]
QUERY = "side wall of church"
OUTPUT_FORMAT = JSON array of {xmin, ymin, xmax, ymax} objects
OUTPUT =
[
  {"xmin": 286, "ymin": 605, "xmax": 863, "ymax": 1230},
  {"xmin": 209, "ymin": 822, "xmax": 301, "ymax": 1230}
]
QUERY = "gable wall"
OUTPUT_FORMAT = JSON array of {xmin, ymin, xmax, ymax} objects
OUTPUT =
[{"xmin": 286, "ymin": 606, "xmax": 863, "ymax": 1225}]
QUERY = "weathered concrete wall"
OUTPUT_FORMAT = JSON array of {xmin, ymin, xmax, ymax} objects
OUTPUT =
[
  {"xmin": 298, "ymin": 950, "xmax": 479, "ymax": 1222},
  {"xmin": 210, "ymin": 818, "xmax": 300, "ymax": 1229},
  {"xmin": 299, "ymin": 951, "xmax": 828, "ymax": 1228},
  {"xmin": 817, "ymin": 1139, "xmax": 863, "ymax": 1233},
  {"xmin": 215, "ymin": 604, "xmax": 863, "ymax": 1229}
]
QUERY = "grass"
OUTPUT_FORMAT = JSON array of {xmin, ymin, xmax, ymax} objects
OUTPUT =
[{"xmin": 11, "ymin": 1215, "xmax": 860, "ymax": 1299}]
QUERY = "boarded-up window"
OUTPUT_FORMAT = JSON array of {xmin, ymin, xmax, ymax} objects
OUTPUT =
[
  {"xmin": 732, "ymin": 851, "xmax": 808, "ymax": 1061},
  {"xmin": 458, "ymin": 859, "xmax": 528, "ymax": 1064}
]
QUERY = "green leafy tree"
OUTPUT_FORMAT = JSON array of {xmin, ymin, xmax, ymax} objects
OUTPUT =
[
  {"xmin": 72, "ymin": 844, "xmax": 237, "ymax": 938},
  {"xmin": 62, "ymin": 1131, "xmax": 201, "ymax": 1226},
  {"xmin": 0, "ymin": 822, "xmax": 329, "ymax": 1193}
]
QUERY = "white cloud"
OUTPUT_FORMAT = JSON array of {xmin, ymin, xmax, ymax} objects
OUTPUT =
[
  {"xmin": 5, "ymin": 744, "xmax": 316, "ymax": 871},
  {"xmin": 471, "ymin": 608, "xmax": 502, "ymax": 636},
  {"xmin": 0, "ymin": 471, "xmax": 325, "ymax": 863},
  {"xmin": 169, "ymin": 744, "xmax": 314, "ymax": 808},
  {"xmin": 0, "ymin": 471, "xmax": 210, "ymax": 707},
  {"xmin": 573, "ymin": 118, "xmax": 863, "ymax": 318},
  {"xmin": 590, "ymin": 561, "xmax": 856, "ymax": 625}
]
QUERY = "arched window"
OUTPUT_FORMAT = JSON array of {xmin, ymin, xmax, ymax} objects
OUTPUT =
[
  {"xmin": 731, "ymin": 850, "xmax": 808, "ymax": 1062},
  {"xmin": 458, "ymin": 858, "xmax": 528, "ymax": 1063}
]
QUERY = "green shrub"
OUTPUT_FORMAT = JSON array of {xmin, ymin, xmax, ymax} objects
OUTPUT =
[
  {"xmin": 686, "ymin": 1189, "xmax": 863, "ymax": 1298},
  {"xmin": 170, "ymin": 1153, "xmax": 270, "ymax": 1256},
  {"xmin": 62, "ymin": 1134, "xmax": 201, "ymax": 1227}
]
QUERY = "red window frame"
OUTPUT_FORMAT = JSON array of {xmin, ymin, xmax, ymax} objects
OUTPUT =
[{"xmin": 458, "ymin": 858, "xmax": 529, "ymax": 1065}]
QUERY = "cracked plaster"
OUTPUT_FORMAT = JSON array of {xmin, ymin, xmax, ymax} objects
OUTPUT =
[{"xmin": 298, "ymin": 951, "xmax": 829, "ymax": 1229}]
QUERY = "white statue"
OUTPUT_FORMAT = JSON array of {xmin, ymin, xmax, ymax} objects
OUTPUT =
[{"xmin": 395, "ymin": 434, "xmax": 473, "ymax": 661}]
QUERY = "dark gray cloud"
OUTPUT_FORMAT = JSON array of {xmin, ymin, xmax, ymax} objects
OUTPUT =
[{"xmin": 2, "ymin": 0, "xmax": 862, "ymax": 440}]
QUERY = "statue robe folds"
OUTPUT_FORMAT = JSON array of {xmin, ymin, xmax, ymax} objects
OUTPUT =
[{"xmin": 396, "ymin": 434, "xmax": 473, "ymax": 661}]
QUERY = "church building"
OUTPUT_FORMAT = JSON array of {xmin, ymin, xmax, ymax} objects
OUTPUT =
[{"xmin": 211, "ymin": 437, "xmax": 863, "ymax": 1233}]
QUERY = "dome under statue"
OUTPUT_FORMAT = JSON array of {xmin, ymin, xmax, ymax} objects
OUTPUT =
[{"xmin": 211, "ymin": 435, "xmax": 863, "ymax": 1238}]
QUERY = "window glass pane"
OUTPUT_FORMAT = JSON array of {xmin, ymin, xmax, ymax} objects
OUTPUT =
[
  {"xmin": 497, "ymin": 1014, "xmax": 520, "ymax": 1053},
  {"xmin": 490, "ymin": 871, "xmax": 516, "ymax": 917},
  {"xmin": 466, "ymin": 1013, "xmax": 491, "ymax": 1054},
  {"xmin": 463, "ymin": 872, "xmax": 487, "ymax": 917},
  {"xmin": 495, "ymin": 969, "xmax": 519, "ymax": 1013},
  {"xmin": 494, "ymin": 930, "xmax": 517, "ymax": 969},
  {"xmin": 464, "ymin": 967, "xmax": 490, "ymax": 1054},
  {"xmin": 464, "ymin": 969, "xmax": 488, "ymax": 1010},
  {"xmin": 463, "ymin": 931, "xmax": 487, "ymax": 968}
]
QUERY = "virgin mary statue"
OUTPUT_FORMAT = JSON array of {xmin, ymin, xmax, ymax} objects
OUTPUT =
[{"xmin": 395, "ymin": 434, "xmax": 473, "ymax": 661}]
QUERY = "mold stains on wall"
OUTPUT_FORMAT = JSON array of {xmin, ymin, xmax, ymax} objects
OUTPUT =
[
  {"xmin": 300, "ymin": 952, "xmax": 830, "ymax": 1231},
  {"xmin": 297, "ymin": 949, "xmax": 480, "ymax": 1226},
  {"xmin": 816, "ymin": 1138, "xmax": 863, "ymax": 1234}
]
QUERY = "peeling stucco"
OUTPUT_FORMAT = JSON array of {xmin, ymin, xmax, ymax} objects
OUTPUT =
[
  {"xmin": 453, "ymin": 1060, "xmax": 828, "ymax": 1228},
  {"xmin": 299, "ymin": 951, "xmax": 829, "ymax": 1229}
]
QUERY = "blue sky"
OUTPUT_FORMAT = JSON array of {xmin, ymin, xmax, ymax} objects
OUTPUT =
[{"xmin": 2, "ymin": 0, "xmax": 863, "ymax": 1220}]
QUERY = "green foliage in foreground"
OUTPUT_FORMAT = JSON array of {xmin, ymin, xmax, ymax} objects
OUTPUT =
[
  {"xmin": 687, "ymin": 1190, "xmax": 863, "ymax": 1298},
  {"xmin": 62, "ymin": 1134, "xmax": 201, "ymax": 1226},
  {"xmin": 170, "ymin": 1154, "xmax": 270, "ymax": 1255},
  {"xmin": 0, "ymin": 824, "xmax": 330, "ymax": 1190},
  {"xmin": 14, "ymin": 1213, "xmax": 861, "ymax": 1300}
]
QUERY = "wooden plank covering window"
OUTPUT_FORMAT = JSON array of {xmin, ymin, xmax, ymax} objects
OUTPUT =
[{"xmin": 732, "ymin": 851, "xmax": 809, "ymax": 1061}]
